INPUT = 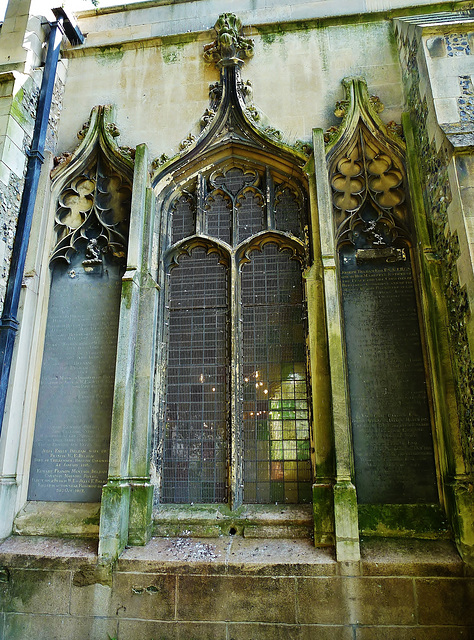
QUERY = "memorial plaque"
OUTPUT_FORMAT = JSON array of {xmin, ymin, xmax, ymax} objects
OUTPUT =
[
  {"xmin": 28, "ymin": 252, "xmax": 122, "ymax": 502},
  {"xmin": 340, "ymin": 248, "xmax": 438, "ymax": 504}
]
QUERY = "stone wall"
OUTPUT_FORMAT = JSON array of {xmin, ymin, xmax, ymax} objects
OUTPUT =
[
  {"xmin": 1, "ymin": 2, "xmax": 474, "ymax": 638},
  {"xmin": 0, "ymin": 536, "xmax": 473, "ymax": 640},
  {"xmin": 57, "ymin": 6, "xmax": 408, "ymax": 164},
  {"xmin": 395, "ymin": 14, "xmax": 474, "ymax": 563}
]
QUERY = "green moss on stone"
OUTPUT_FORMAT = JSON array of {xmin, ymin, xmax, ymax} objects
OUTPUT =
[
  {"xmin": 121, "ymin": 280, "xmax": 133, "ymax": 310},
  {"xmin": 97, "ymin": 46, "xmax": 124, "ymax": 65},
  {"xmin": 162, "ymin": 43, "xmax": 185, "ymax": 64},
  {"xmin": 83, "ymin": 509, "xmax": 101, "ymax": 525},
  {"xmin": 11, "ymin": 88, "xmax": 28, "ymax": 127},
  {"xmin": 358, "ymin": 504, "xmax": 450, "ymax": 538}
]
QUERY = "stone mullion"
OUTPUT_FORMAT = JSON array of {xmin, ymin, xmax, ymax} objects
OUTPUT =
[
  {"xmin": 265, "ymin": 166, "xmax": 275, "ymax": 230},
  {"xmin": 229, "ymin": 253, "xmax": 243, "ymax": 508},
  {"xmin": 127, "ymin": 148, "xmax": 158, "ymax": 546},
  {"xmin": 196, "ymin": 173, "xmax": 205, "ymax": 235},
  {"xmin": 304, "ymin": 152, "xmax": 335, "ymax": 547},
  {"xmin": 312, "ymin": 128, "xmax": 360, "ymax": 562},
  {"xmin": 231, "ymin": 194, "xmax": 238, "ymax": 248}
]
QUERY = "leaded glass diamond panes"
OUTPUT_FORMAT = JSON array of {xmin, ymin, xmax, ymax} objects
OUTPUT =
[
  {"xmin": 162, "ymin": 247, "xmax": 228, "ymax": 503},
  {"xmin": 241, "ymin": 243, "xmax": 312, "ymax": 504}
]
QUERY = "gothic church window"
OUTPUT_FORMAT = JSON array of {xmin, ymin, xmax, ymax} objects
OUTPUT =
[{"xmin": 157, "ymin": 163, "xmax": 312, "ymax": 506}]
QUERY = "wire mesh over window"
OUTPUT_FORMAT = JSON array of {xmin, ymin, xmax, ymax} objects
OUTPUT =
[
  {"xmin": 206, "ymin": 192, "xmax": 232, "ymax": 244},
  {"xmin": 162, "ymin": 247, "xmax": 228, "ymax": 503},
  {"xmin": 171, "ymin": 193, "xmax": 195, "ymax": 244},
  {"xmin": 237, "ymin": 189, "xmax": 265, "ymax": 243},
  {"xmin": 275, "ymin": 186, "xmax": 303, "ymax": 239},
  {"xmin": 161, "ymin": 161, "xmax": 311, "ymax": 506},
  {"xmin": 241, "ymin": 243, "xmax": 312, "ymax": 504}
]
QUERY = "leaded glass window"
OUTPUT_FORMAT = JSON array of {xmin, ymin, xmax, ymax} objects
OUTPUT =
[{"xmin": 159, "ymin": 164, "xmax": 311, "ymax": 506}]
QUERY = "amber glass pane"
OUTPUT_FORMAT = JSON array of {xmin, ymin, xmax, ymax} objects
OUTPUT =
[
  {"xmin": 162, "ymin": 247, "xmax": 228, "ymax": 503},
  {"xmin": 241, "ymin": 243, "xmax": 312, "ymax": 504}
]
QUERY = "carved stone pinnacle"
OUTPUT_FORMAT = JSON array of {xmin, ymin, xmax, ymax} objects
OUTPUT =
[{"xmin": 203, "ymin": 13, "xmax": 254, "ymax": 68}]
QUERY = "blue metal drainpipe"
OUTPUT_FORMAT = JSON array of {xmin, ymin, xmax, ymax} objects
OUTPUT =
[{"xmin": 0, "ymin": 9, "xmax": 83, "ymax": 436}]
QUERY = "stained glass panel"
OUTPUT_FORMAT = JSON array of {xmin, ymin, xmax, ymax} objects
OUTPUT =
[{"xmin": 241, "ymin": 243, "xmax": 312, "ymax": 503}]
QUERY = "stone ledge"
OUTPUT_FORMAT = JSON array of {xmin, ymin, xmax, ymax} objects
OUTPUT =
[
  {"xmin": 360, "ymin": 537, "xmax": 465, "ymax": 577},
  {"xmin": 0, "ymin": 535, "xmax": 98, "ymax": 570},
  {"xmin": 13, "ymin": 502, "xmax": 100, "ymax": 539},
  {"xmin": 0, "ymin": 535, "xmax": 464, "ymax": 577},
  {"xmin": 118, "ymin": 536, "xmax": 336, "ymax": 576}
]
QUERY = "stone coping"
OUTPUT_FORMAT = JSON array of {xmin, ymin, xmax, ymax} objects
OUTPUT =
[{"xmin": 0, "ymin": 535, "xmax": 466, "ymax": 578}]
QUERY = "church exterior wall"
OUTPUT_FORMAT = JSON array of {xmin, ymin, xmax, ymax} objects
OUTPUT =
[{"xmin": 0, "ymin": 1, "xmax": 473, "ymax": 637}]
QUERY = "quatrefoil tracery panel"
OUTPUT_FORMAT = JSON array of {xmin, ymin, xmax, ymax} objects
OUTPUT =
[{"xmin": 51, "ymin": 159, "xmax": 132, "ymax": 266}]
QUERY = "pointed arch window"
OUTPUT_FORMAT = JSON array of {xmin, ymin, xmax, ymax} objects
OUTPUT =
[{"xmin": 157, "ymin": 164, "xmax": 312, "ymax": 506}]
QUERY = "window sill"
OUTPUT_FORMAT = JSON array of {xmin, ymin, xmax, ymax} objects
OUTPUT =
[{"xmin": 152, "ymin": 503, "xmax": 314, "ymax": 539}]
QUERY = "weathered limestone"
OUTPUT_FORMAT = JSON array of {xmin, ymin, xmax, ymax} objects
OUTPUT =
[
  {"xmin": 0, "ymin": 535, "xmax": 472, "ymax": 640},
  {"xmin": 57, "ymin": 14, "xmax": 406, "ymax": 166},
  {"xmin": 395, "ymin": 12, "xmax": 474, "ymax": 566},
  {"xmin": 0, "ymin": 2, "xmax": 472, "ymax": 636},
  {"xmin": 0, "ymin": 0, "xmax": 68, "ymax": 540},
  {"xmin": 311, "ymin": 127, "xmax": 360, "ymax": 563}
]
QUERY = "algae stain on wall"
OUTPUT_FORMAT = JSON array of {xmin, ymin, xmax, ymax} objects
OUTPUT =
[
  {"xmin": 162, "ymin": 43, "xmax": 185, "ymax": 65},
  {"xmin": 97, "ymin": 46, "xmax": 124, "ymax": 66}
]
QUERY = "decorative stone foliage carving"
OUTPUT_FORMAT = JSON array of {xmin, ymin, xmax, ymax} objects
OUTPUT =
[
  {"xmin": 209, "ymin": 81, "xmax": 223, "ymax": 109},
  {"xmin": 203, "ymin": 13, "xmax": 254, "ymax": 67},
  {"xmin": 53, "ymin": 151, "xmax": 73, "ymax": 169},
  {"xmin": 325, "ymin": 91, "xmax": 402, "ymax": 148},
  {"xmin": 77, "ymin": 119, "xmax": 91, "ymax": 141},
  {"xmin": 151, "ymin": 153, "xmax": 170, "ymax": 170},
  {"xmin": 263, "ymin": 126, "xmax": 283, "ymax": 141},
  {"xmin": 152, "ymin": 14, "xmax": 309, "ymax": 180},
  {"xmin": 294, "ymin": 140, "xmax": 313, "ymax": 157},
  {"xmin": 179, "ymin": 133, "xmax": 196, "ymax": 152},
  {"xmin": 200, "ymin": 108, "xmax": 216, "ymax": 130}
]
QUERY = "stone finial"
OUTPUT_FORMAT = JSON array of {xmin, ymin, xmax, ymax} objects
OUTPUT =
[{"xmin": 203, "ymin": 13, "xmax": 254, "ymax": 67}]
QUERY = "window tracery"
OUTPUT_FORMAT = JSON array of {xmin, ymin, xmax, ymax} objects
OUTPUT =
[{"xmin": 157, "ymin": 164, "xmax": 311, "ymax": 506}]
